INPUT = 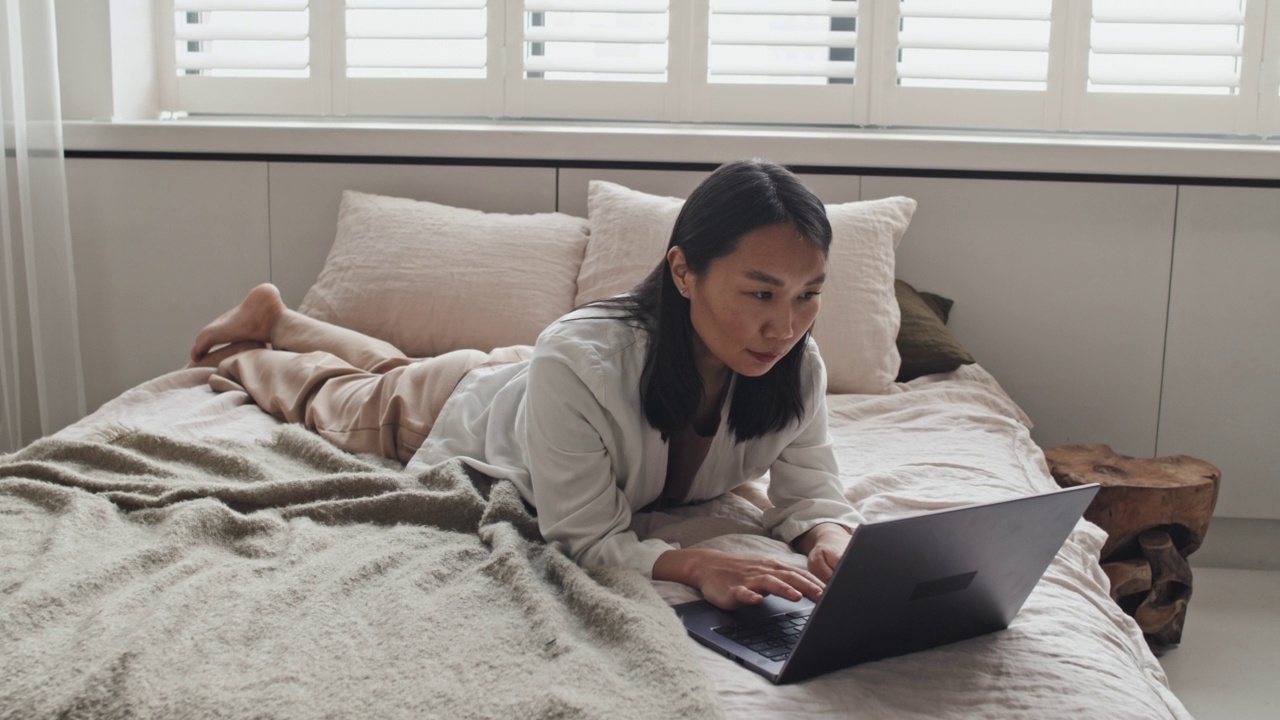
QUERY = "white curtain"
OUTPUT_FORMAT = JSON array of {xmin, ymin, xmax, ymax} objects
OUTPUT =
[{"xmin": 0, "ymin": 0, "xmax": 84, "ymax": 453}]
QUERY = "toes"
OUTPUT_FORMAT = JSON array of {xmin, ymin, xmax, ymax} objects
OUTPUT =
[{"xmin": 190, "ymin": 331, "xmax": 214, "ymax": 363}]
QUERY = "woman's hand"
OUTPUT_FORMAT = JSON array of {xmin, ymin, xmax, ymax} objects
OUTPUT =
[
  {"xmin": 792, "ymin": 523, "xmax": 853, "ymax": 583},
  {"xmin": 653, "ymin": 548, "xmax": 825, "ymax": 611}
]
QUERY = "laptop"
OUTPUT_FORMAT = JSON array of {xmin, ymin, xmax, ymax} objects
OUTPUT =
[{"xmin": 674, "ymin": 483, "xmax": 1100, "ymax": 684}]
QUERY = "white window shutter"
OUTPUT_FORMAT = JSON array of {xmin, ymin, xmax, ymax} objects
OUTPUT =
[
  {"xmin": 1077, "ymin": 0, "xmax": 1264, "ymax": 135},
  {"xmin": 148, "ymin": 0, "xmax": 1280, "ymax": 136},
  {"xmin": 503, "ymin": 0, "xmax": 681, "ymax": 121},
  {"xmin": 335, "ymin": 0, "xmax": 503, "ymax": 117},
  {"xmin": 346, "ymin": 0, "xmax": 488, "ymax": 79},
  {"xmin": 1089, "ymin": 1, "xmax": 1245, "ymax": 95},
  {"xmin": 873, "ymin": 0, "xmax": 1060, "ymax": 131},
  {"xmin": 160, "ymin": 0, "xmax": 330, "ymax": 115},
  {"xmin": 692, "ymin": 0, "xmax": 863, "ymax": 124}
]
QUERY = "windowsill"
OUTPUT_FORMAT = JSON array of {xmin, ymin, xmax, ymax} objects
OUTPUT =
[{"xmin": 61, "ymin": 117, "xmax": 1280, "ymax": 183}]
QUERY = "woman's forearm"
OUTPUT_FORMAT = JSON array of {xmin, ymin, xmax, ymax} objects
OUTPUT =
[
  {"xmin": 792, "ymin": 522, "xmax": 853, "ymax": 556},
  {"xmin": 652, "ymin": 548, "xmax": 707, "ymax": 588}
]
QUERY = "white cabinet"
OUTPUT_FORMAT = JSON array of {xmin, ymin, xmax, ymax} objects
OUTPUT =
[
  {"xmin": 67, "ymin": 159, "xmax": 270, "ymax": 413},
  {"xmin": 1160, "ymin": 186, "xmax": 1280, "ymax": 519},
  {"xmin": 864, "ymin": 176, "xmax": 1178, "ymax": 457},
  {"xmin": 61, "ymin": 157, "xmax": 1277, "ymax": 525}
]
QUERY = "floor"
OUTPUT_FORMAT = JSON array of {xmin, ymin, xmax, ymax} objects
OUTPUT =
[{"xmin": 1157, "ymin": 567, "xmax": 1280, "ymax": 719}]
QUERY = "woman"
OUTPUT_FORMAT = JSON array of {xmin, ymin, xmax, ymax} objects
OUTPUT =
[{"xmin": 189, "ymin": 159, "xmax": 863, "ymax": 611}]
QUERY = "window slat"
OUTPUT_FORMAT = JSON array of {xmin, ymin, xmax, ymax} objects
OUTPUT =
[
  {"xmin": 1090, "ymin": 67, "xmax": 1242, "ymax": 88},
  {"xmin": 524, "ymin": 26, "xmax": 667, "ymax": 44},
  {"xmin": 176, "ymin": 22, "xmax": 308, "ymax": 43},
  {"xmin": 1093, "ymin": 8, "xmax": 1245, "ymax": 25},
  {"xmin": 175, "ymin": 0, "xmax": 307, "ymax": 10},
  {"xmin": 176, "ymin": 48, "xmax": 309, "ymax": 71},
  {"xmin": 898, "ymin": 59, "xmax": 1046, "ymax": 83},
  {"xmin": 525, "ymin": 0, "xmax": 668, "ymax": 13},
  {"xmin": 898, "ymin": 29, "xmax": 1044, "ymax": 53},
  {"xmin": 709, "ymin": 29, "xmax": 856, "ymax": 49},
  {"xmin": 350, "ymin": 55, "xmax": 486, "ymax": 70},
  {"xmin": 709, "ymin": 60, "xmax": 856, "ymax": 78},
  {"xmin": 524, "ymin": 56, "xmax": 667, "ymax": 74},
  {"xmin": 1092, "ymin": 36, "xmax": 1242, "ymax": 57},
  {"xmin": 710, "ymin": 0, "xmax": 858, "ymax": 18},
  {"xmin": 899, "ymin": 0, "xmax": 1049, "ymax": 21},
  {"xmin": 347, "ymin": 0, "xmax": 483, "ymax": 8}
]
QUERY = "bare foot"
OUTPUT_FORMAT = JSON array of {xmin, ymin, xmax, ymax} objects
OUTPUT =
[
  {"xmin": 190, "ymin": 284, "xmax": 286, "ymax": 364},
  {"xmin": 186, "ymin": 341, "xmax": 267, "ymax": 369}
]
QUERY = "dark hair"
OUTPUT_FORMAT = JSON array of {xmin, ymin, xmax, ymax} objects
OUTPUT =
[{"xmin": 590, "ymin": 158, "xmax": 832, "ymax": 443}]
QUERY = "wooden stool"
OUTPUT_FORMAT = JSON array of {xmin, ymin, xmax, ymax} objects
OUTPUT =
[{"xmin": 1044, "ymin": 443, "xmax": 1221, "ymax": 647}]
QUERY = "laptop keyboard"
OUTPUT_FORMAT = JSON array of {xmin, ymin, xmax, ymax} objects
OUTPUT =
[{"xmin": 714, "ymin": 610, "xmax": 811, "ymax": 662}]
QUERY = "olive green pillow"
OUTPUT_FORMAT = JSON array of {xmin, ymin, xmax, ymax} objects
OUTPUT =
[{"xmin": 895, "ymin": 279, "xmax": 976, "ymax": 382}]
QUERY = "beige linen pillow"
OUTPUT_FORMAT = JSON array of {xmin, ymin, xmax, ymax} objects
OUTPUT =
[
  {"xmin": 299, "ymin": 190, "xmax": 589, "ymax": 357},
  {"xmin": 576, "ymin": 180, "xmax": 916, "ymax": 394},
  {"xmin": 574, "ymin": 181, "xmax": 685, "ymax": 307}
]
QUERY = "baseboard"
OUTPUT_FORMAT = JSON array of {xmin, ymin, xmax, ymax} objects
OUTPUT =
[{"xmin": 1190, "ymin": 517, "xmax": 1280, "ymax": 571}]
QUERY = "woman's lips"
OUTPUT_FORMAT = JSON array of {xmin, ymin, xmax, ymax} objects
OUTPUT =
[{"xmin": 749, "ymin": 350, "xmax": 781, "ymax": 363}]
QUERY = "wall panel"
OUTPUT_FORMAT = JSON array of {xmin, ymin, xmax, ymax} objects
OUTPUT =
[
  {"xmin": 864, "ymin": 176, "xmax": 1177, "ymax": 457},
  {"xmin": 67, "ymin": 158, "xmax": 270, "ymax": 413},
  {"xmin": 1160, "ymin": 186, "xmax": 1280, "ymax": 519}
]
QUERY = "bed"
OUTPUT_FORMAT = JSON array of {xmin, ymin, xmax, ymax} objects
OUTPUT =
[{"xmin": 0, "ymin": 181, "xmax": 1191, "ymax": 718}]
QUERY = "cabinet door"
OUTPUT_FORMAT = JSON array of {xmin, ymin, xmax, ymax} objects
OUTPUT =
[
  {"xmin": 68, "ymin": 159, "xmax": 270, "ymax": 412},
  {"xmin": 1160, "ymin": 186, "xmax": 1280, "ymax": 519},
  {"xmin": 864, "ymin": 176, "xmax": 1176, "ymax": 457}
]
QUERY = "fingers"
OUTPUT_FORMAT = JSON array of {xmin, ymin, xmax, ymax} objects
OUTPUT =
[
  {"xmin": 742, "ymin": 564, "xmax": 825, "ymax": 604},
  {"xmin": 809, "ymin": 549, "xmax": 838, "ymax": 583},
  {"xmin": 732, "ymin": 585, "xmax": 764, "ymax": 607},
  {"xmin": 700, "ymin": 552, "xmax": 827, "ymax": 611}
]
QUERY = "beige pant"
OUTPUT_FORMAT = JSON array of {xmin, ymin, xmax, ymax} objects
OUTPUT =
[{"xmin": 211, "ymin": 311, "xmax": 532, "ymax": 464}]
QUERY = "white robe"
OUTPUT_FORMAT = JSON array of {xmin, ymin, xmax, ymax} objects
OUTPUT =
[{"xmin": 410, "ymin": 307, "xmax": 864, "ymax": 577}]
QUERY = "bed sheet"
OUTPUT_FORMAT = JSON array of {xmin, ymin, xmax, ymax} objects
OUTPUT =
[{"xmin": 53, "ymin": 365, "xmax": 1191, "ymax": 719}]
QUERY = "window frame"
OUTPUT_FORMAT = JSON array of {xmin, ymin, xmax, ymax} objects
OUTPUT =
[{"xmin": 149, "ymin": 0, "xmax": 1280, "ymax": 139}]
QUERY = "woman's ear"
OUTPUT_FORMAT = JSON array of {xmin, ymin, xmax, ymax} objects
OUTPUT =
[{"xmin": 667, "ymin": 246, "xmax": 691, "ymax": 298}]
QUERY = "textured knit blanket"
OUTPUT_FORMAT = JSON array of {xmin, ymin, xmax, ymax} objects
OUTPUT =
[{"xmin": 0, "ymin": 426, "xmax": 722, "ymax": 720}]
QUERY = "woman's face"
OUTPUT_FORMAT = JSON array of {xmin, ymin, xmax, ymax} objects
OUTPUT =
[{"xmin": 669, "ymin": 223, "xmax": 827, "ymax": 382}]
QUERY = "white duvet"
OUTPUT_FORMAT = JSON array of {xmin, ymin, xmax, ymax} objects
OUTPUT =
[{"xmin": 59, "ymin": 365, "xmax": 1191, "ymax": 719}]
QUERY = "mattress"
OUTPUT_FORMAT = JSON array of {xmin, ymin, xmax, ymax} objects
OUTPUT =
[{"xmin": 36, "ymin": 364, "xmax": 1189, "ymax": 719}]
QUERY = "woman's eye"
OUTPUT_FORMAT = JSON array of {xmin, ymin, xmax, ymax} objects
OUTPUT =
[
  {"xmin": 801, "ymin": 291, "xmax": 822, "ymax": 300},
  {"xmin": 752, "ymin": 291, "xmax": 773, "ymax": 300}
]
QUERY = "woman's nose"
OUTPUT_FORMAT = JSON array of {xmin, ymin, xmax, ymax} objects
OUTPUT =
[{"xmin": 763, "ymin": 306, "xmax": 795, "ymax": 341}]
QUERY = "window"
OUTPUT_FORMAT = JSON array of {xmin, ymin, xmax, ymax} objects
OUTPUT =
[
  {"xmin": 697, "ymin": 0, "xmax": 862, "ymax": 124},
  {"xmin": 1077, "ymin": 0, "xmax": 1264, "ymax": 135},
  {"xmin": 165, "ymin": 0, "xmax": 328, "ymax": 115},
  {"xmin": 156, "ymin": 0, "xmax": 1280, "ymax": 137},
  {"xmin": 874, "ymin": 0, "xmax": 1058, "ymax": 130},
  {"xmin": 507, "ymin": 0, "xmax": 677, "ymax": 120}
]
